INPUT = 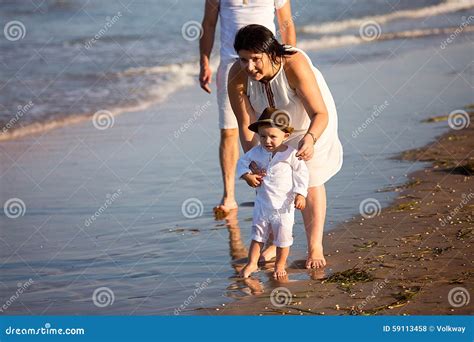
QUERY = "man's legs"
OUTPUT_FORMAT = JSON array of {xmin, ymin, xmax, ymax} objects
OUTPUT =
[
  {"xmin": 216, "ymin": 128, "xmax": 239, "ymax": 211},
  {"xmin": 215, "ymin": 59, "xmax": 239, "ymax": 213}
]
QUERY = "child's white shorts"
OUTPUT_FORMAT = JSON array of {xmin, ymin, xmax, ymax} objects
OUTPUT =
[{"xmin": 251, "ymin": 203, "xmax": 294, "ymax": 248}]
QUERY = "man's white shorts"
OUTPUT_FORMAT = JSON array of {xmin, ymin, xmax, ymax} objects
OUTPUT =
[
  {"xmin": 216, "ymin": 58, "xmax": 238, "ymax": 130},
  {"xmin": 251, "ymin": 203, "xmax": 294, "ymax": 248}
]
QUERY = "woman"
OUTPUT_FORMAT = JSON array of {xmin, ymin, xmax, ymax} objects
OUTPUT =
[
  {"xmin": 199, "ymin": 0, "xmax": 295, "ymax": 216},
  {"xmin": 228, "ymin": 24, "xmax": 343, "ymax": 269}
]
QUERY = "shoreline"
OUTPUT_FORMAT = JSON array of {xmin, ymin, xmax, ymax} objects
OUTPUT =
[{"xmin": 212, "ymin": 106, "xmax": 474, "ymax": 316}]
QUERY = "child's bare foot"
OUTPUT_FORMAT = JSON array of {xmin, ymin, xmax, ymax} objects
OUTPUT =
[
  {"xmin": 240, "ymin": 263, "xmax": 259, "ymax": 278},
  {"xmin": 273, "ymin": 265, "xmax": 287, "ymax": 280},
  {"xmin": 306, "ymin": 245, "xmax": 326, "ymax": 269}
]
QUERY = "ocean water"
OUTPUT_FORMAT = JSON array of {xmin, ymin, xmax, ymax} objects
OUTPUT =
[
  {"xmin": 1, "ymin": 0, "xmax": 473, "ymax": 139},
  {"xmin": 0, "ymin": 0, "xmax": 473, "ymax": 315}
]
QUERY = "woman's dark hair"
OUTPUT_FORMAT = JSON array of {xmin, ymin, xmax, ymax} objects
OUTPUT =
[{"xmin": 234, "ymin": 24, "xmax": 296, "ymax": 64}]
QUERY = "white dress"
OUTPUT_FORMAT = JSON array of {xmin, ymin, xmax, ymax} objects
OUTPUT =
[
  {"xmin": 246, "ymin": 47, "xmax": 343, "ymax": 186},
  {"xmin": 237, "ymin": 145, "xmax": 308, "ymax": 247}
]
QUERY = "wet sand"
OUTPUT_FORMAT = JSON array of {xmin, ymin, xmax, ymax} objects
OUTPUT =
[{"xmin": 214, "ymin": 106, "xmax": 474, "ymax": 316}]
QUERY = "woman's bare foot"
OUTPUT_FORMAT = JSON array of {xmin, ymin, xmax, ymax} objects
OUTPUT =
[
  {"xmin": 306, "ymin": 246, "xmax": 326, "ymax": 269},
  {"xmin": 273, "ymin": 265, "xmax": 288, "ymax": 280},
  {"xmin": 240, "ymin": 263, "xmax": 259, "ymax": 278}
]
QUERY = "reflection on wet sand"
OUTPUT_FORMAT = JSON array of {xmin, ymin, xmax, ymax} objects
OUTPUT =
[
  {"xmin": 223, "ymin": 209, "xmax": 247, "ymax": 263},
  {"xmin": 221, "ymin": 209, "xmax": 263, "ymax": 296}
]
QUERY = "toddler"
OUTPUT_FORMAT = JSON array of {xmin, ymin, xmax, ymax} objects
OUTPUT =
[{"xmin": 237, "ymin": 108, "xmax": 309, "ymax": 279}]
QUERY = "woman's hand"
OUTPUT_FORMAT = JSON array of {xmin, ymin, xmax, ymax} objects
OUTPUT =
[{"xmin": 296, "ymin": 134, "xmax": 314, "ymax": 161}]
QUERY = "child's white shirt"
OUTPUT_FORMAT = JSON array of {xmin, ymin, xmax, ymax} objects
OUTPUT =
[{"xmin": 237, "ymin": 145, "xmax": 309, "ymax": 210}]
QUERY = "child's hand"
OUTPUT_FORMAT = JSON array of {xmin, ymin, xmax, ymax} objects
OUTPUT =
[
  {"xmin": 242, "ymin": 173, "xmax": 263, "ymax": 188},
  {"xmin": 294, "ymin": 194, "xmax": 306, "ymax": 210}
]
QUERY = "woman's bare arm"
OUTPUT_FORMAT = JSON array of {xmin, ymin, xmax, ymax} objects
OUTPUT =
[
  {"xmin": 285, "ymin": 52, "xmax": 329, "ymax": 159},
  {"xmin": 286, "ymin": 52, "xmax": 328, "ymax": 139},
  {"xmin": 227, "ymin": 62, "xmax": 258, "ymax": 152}
]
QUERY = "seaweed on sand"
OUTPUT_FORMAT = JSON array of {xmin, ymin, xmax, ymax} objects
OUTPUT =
[{"xmin": 322, "ymin": 268, "xmax": 374, "ymax": 292}]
